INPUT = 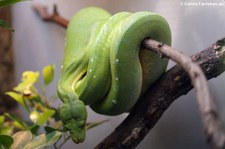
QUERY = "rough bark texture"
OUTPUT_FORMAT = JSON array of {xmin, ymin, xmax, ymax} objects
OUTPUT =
[
  {"xmin": 143, "ymin": 39, "xmax": 225, "ymax": 149},
  {"xmin": 95, "ymin": 39, "xmax": 225, "ymax": 149},
  {"xmin": 0, "ymin": 6, "xmax": 16, "ymax": 114}
]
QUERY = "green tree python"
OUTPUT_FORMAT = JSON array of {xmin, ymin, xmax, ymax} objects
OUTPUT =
[{"xmin": 57, "ymin": 7, "xmax": 171, "ymax": 143}]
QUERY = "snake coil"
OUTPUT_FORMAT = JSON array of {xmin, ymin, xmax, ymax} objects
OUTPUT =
[{"xmin": 58, "ymin": 7, "xmax": 171, "ymax": 143}]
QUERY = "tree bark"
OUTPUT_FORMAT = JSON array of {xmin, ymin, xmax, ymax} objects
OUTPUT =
[
  {"xmin": 95, "ymin": 38, "xmax": 225, "ymax": 149},
  {"xmin": 0, "ymin": 6, "xmax": 16, "ymax": 114}
]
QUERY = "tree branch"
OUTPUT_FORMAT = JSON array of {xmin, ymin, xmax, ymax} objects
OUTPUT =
[
  {"xmin": 33, "ymin": 4, "xmax": 68, "ymax": 28},
  {"xmin": 145, "ymin": 39, "xmax": 225, "ymax": 149},
  {"xmin": 33, "ymin": 4, "xmax": 225, "ymax": 149},
  {"xmin": 95, "ymin": 39, "xmax": 225, "ymax": 149}
]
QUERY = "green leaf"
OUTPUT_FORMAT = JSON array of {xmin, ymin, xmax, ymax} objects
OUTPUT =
[
  {"xmin": 21, "ymin": 71, "xmax": 39, "ymax": 83},
  {"xmin": 37, "ymin": 109, "xmax": 55, "ymax": 126},
  {"xmin": 0, "ymin": 126, "xmax": 13, "ymax": 136},
  {"xmin": 5, "ymin": 92, "xmax": 29, "ymax": 112},
  {"xmin": 0, "ymin": 135, "xmax": 13, "ymax": 149},
  {"xmin": 0, "ymin": 117, "xmax": 13, "ymax": 135},
  {"xmin": 29, "ymin": 125, "xmax": 40, "ymax": 135},
  {"xmin": 42, "ymin": 65, "xmax": 55, "ymax": 85},
  {"xmin": 44, "ymin": 126, "xmax": 57, "ymax": 134},
  {"xmin": 30, "ymin": 109, "xmax": 55, "ymax": 126},
  {"xmin": 11, "ymin": 131, "xmax": 33, "ymax": 149},
  {"xmin": 0, "ymin": 0, "xmax": 29, "ymax": 7},
  {"xmin": 0, "ymin": 19, "xmax": 14, "ymax": 31},
  {"xmin": 4, "ymin": 113, "xmax": 27, "ymax": 130},
  {"xmin": 23, "ymin": 131, "xmax": 62, "ymax": 149},
  {"xmin": 14, "ymin": 71, "xmax": 39, "ymax": 93},
  {"xmin": 0, "ymin": 115, "xmax": 4, "ymax": 124}
]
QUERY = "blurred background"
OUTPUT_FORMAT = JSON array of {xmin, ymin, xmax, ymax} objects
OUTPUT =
[{"xmin": 10, "ymin": 0, "xmax": 225, "ymax": 148}]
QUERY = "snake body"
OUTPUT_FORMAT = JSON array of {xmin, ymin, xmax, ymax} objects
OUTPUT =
[{"xmin": 58, "ymin": 7, "xmax": 171, "ymax": 143}]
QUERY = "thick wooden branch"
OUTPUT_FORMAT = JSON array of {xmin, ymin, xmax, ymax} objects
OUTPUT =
[
  {"xmin": 33, "ymin": 4, "xmax": 225, "ymax": 149},
  {"xmin": 143, "ymin": 39, "xmax": 225, "ymax": 149},
  {"xmin": 95, "ymin": 39, "xmax": 225, "ymax": 149}
]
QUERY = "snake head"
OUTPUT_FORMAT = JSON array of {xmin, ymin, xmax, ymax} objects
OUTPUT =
[{"xmin": 59, "ymin": 100, "xmax": 87, "ymax": 143}]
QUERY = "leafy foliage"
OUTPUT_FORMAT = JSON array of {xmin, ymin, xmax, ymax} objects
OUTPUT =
[
  {"xmin": 0, "ymin": 1, "xmax": 108, "ymax": 148},
  {"xmin": 11, "ymin": 130, "xmax": 62, "ymax": 149},
  {"xmin": 0, "ymin": 135, "xmax": 13, "ymax": 149},
  {"xmin": 11, "ymin": 131, "xmax": 33, "ymax": 149},
  {"xmin": 1, "ymin": 65, "xmax": 108, "ymax": 148}
]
